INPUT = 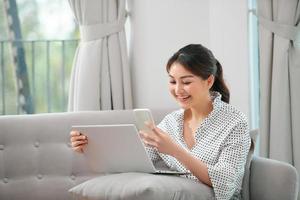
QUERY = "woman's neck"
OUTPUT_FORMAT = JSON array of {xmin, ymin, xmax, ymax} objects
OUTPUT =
[{"xmin": 186, "ymin": 96, "xmax": 213, "ymax": 123}]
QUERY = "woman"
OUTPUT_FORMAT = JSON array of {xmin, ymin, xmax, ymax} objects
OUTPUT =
[{"xmin": 70, "ymin": 44, "xmax": 251, "ymax": 200}]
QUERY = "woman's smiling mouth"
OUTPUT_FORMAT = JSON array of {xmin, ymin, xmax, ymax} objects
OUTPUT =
[{"xmin": 177, "ymin": 95, "xmax": 191, "ymax": 102}]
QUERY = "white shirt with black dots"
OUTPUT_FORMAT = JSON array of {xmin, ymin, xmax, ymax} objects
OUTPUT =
[{"xmin": 145, "ymin": 91, "xmax": 251, "ymax": 200}]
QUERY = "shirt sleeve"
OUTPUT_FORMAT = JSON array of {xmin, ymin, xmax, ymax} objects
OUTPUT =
[
  {"xmin": 207, "ymin": 121, "xmax": 251, "ymax": 200},
  {"xmin": 144, "ymin": 146, "xmax": 160, "ymax": 162}
]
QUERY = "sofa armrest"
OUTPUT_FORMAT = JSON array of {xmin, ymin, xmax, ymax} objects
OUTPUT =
[{"xmin": 250, "ymin": 156, "xmax": 298, "ymax": 200}]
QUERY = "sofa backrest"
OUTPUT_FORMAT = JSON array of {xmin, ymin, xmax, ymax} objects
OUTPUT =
[{"xmin": 0, "ymin": 110, "xmax": 169, "ymax": 200}]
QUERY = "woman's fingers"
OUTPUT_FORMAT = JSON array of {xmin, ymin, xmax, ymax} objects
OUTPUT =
[
  {"xmin": 145, "ymin": 121, "xmax": 156, "ymax": 131},
  {"xmin": 72, "ymin": 139, "xmax": 88, "ymax": 148},
  {"xmin": 72, "ymin": 146, "xmax": 84, "ymax": 153},
  {"xmin": 152, "ymin": 126, "xmax": 164, "ymax": 136},
  {"xmin": 144, "ymin": 122, "xmax": 163, "ymax": 137},
  {"xmin": 70, "ymin": 130, "xmax": 88, "ymax": 153},
  {"xmin": 70, "ymin": 135, "xmax": 87, "ymax": 142},
  {"xmin": 70, "ymin": 130, "xmax": 81, "ymax": 136},
  {"xmin": 139, "ymin": 130, "xmax": 155, "ymax": 140},
  {"xmin": 139, "ymin": 131, "xmax": 159, "ymax": 147},
  {"xmin": 70, "ymin": 130, "xmax": 87, "ymax": 142},
  {"xmin": 143, "ymin": 140, "xmax": 158, "ymax": 148}
]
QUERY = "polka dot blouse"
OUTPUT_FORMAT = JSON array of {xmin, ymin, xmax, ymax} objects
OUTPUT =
[{"xmin": 145, "ymin": 91, "xmax": 251, "ymax": 200}]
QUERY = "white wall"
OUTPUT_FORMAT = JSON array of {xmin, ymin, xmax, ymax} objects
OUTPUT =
[
  {"xmin": 128, "ymin": 0, "xmax": 250, "ymax": 119},
  {"xmin": 208, "ymin": 0, "xmax": 250, "ymax": 118}
]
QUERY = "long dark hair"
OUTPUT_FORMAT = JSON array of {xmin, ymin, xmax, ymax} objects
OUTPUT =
[{"xmin": 166, "ymin": 44, "xmax": 230, "ymax": 103}]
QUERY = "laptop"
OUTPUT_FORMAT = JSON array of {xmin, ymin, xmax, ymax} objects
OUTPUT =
[{"xmin": 71, "ymin": 124, "xmax": 188, "ymax": 175}]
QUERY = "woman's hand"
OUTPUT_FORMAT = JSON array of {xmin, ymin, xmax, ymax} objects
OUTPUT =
[
  {"xmin": 70, "ymin": 130, "xmax": 88, "ymax": 153},
  {"xmin": 139, "ymin": 122, "xmax": 180, "ymax": 156}
]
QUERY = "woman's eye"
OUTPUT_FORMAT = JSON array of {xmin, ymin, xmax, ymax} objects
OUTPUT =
[
  {"xmin": 169, "ymin": 81, "xmax": 176, "ymax": 84},
  {"xmin": 183, "ymin": 82, "xmax": 191, "ymax": 85}
]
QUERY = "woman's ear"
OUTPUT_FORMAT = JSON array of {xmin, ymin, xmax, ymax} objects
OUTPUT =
[{"xmin": 207, "ymin": 75, "xmax": 215, "ymax": 89}]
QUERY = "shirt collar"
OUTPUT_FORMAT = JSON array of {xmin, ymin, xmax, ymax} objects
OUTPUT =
[{"xmin": 210, "ymin": 91, "xmax": 223, "ymax": 111}]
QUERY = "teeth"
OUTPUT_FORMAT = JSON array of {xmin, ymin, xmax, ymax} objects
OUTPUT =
[{"xmin": 178, "ymin": 96, "xmax": 190, "ymax": 100}]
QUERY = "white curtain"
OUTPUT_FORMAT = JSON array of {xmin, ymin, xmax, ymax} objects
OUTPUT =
[
  {"xmin": 257, "ymin": 0, "xmax": 300, "ymax": 197},
  {"xmin": 68, "ymin": 0, "xmax": 132, "ymax": 111}
]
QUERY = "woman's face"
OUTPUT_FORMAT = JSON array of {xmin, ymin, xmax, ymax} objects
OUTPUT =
[{"xmin": 168, "ymin": 62, "xmax": 213, "ymax": 109}]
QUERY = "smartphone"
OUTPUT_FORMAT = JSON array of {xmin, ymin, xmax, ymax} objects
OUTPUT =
[{"xmin": 133, "ymin": 108, "xmax": 155, "ymax": 132}]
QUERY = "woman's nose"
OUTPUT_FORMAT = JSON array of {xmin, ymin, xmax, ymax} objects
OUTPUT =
[{"xmin": 175, "ymin": 84, "xmax": 183, "ymax": 94}]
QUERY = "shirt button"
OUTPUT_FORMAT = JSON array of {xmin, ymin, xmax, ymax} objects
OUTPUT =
[
  {"xmin": 0, "ymin": 145, "xmax": 4, "ymax": 150},
  {"xmin": 3, "ymin": 178, "xmax": 8, "ymax": 183}
]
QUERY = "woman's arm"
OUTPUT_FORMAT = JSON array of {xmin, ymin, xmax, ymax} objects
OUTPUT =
[
  {"xmin": 139, "ymin": 124, "xmax": 212, "ymax": 186},
  {"xmin": 172, "ymin": 146, "xmax": 212, "ymax": 186},
  {"xmin": 140, "ymin": 121, "xmax": 251, "ymax": 200}
]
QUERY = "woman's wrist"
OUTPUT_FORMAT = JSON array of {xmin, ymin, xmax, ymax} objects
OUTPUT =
[{"xmin": 171, "ymin": 144, "xmax": 188, "ymax": 159}]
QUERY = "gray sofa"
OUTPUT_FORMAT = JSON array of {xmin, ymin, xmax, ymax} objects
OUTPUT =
[{"xmin": 0, "ymin": 110, "xmax": 298, "ymax": 200}]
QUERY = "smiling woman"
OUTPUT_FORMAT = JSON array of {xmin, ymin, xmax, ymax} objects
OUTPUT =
[
  {"xmin": 143, "ymin": 44, "xmax": 251, "ymax": 200},
  {"xmin": 166, "ymin": 44, "xmax": 230, "ymax": 104}
]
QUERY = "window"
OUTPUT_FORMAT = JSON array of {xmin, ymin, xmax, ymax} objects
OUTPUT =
[
  {"xmin": 248, "ymin": 0, "xmax": 260, "ymax": 154},
  {"xmin": 0, "ymin": 0, "xmax": 78, "ymax": 114}
]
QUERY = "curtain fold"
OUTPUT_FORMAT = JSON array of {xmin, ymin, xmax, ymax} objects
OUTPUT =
[
  {"xmin": 67, "ymin": 0, "xmax": 132, "ymax": 111},
  {"xmin": 257, "ymin": 0, "xmax": 300, "ymax": 198}
]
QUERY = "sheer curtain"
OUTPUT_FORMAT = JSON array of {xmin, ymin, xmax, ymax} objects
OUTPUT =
[
  {"xmin": 68, "ymin": 0, "xmax": 132, "ymax": 111},
  {"xmin": 257, "ymin": 0, "xmax": 300, "ymax": 197}
]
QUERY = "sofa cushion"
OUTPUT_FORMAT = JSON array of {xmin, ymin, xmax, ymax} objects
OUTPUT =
[{"xmin": 69, "ymin": 172, "xmax": 214, "ymax": 200}]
